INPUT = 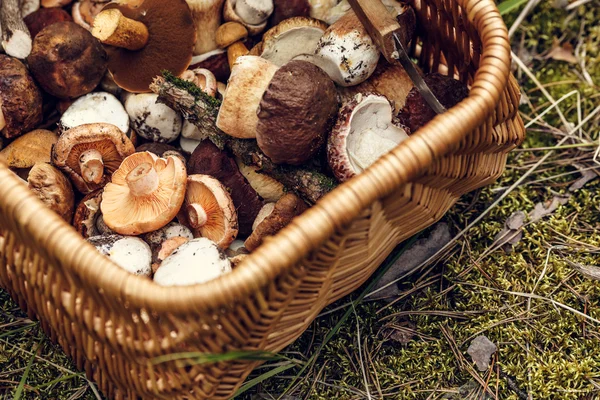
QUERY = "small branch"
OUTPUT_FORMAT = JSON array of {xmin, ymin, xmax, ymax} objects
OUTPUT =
[
  {"xmin": 1, "ymin": 0, "xmax": 32, "ymax": 59},
  {"xmin": 150, "ymin": 73, "xmax": 337, "ymax": 204}
]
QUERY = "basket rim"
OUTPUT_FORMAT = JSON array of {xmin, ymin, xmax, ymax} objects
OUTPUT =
[{"xmin": 0, "ymin": 0, "xmax": 512, "ymax": 315}]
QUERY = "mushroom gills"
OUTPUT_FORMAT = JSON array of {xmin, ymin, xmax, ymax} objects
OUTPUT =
[{"xmin": 346, "ymin": 97, "xmax": 408, "ymax": 173}]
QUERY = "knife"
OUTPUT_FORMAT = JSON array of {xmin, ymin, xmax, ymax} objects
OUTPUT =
[{"xmin": 347, "ymin": 0, "xmax": 446, "ymax": 115}]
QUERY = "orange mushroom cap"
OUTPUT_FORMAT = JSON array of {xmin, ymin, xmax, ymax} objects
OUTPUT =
[
  {"xmin": 101, "ymin": 0, "xmax": 196, "ymax": 92},
  {"xmin": 101, "ymin": 151, "xmax": 187, "ymax": 235},
  {"xmin": 183, "ymin": 174, "xmax": 239, "ymax": 250}
]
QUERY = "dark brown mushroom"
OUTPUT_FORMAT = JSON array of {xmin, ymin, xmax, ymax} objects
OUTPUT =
[
  {"xmin": 24, "ymin": 7, "xmax": 72, "ymax": 38},
  {"xmin": 0, "ymin": 55, "xmax": 43, "ymax": 139},
  {"xmin": 27, "ymin": 21, "xmax": 108, "ymax": 99},
  {"xmin": 92, "ymin": 0, "xmax": 196, "ymax": 93}
]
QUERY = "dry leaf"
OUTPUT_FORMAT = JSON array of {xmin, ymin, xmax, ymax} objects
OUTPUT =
[
  {"xmin": 546, "ymin": 39, "xmax": 578, "ymax": 64},
  {"xmin": 529, "ymin": 196, "xmax": 570, "ymax": 222},
  {"xmin": 569, "ymin": 164, "xmax": 599, "ymax": 192},
  {"xmin": 492, "ymin": 211, "xmax": 526, "ymax": 252},
  {"xmin": 565, "ymin": 259, "xmax": 600, "ymax": 281},
  {"xmin": 467, "ymin": 335, "xmax": 497, "ymax": 372},
  {"xmin": 371, "ymin": 223, "xmax": 452, "ymax": 300}
]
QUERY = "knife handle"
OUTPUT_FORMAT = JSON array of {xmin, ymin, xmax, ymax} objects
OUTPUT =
[{"xmin": 347, "ymin": 0, "xmax": 400, "ymax": 63}]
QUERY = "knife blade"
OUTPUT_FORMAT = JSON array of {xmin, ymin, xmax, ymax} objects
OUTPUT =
[{"xmin": 347, "ymin": 0, "xmax": 446, "ymax": 114}]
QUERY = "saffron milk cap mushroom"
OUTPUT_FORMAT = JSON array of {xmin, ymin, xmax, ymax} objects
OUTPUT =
[
  {"xmin": 59, "ymin": 92, "xmax": 129, "ymax": 134},
  {"xmin": 52, "ymin": 123, "xmax": 135, "ymax": 194},
  {"xmin": 88, "ymin": 234, "xmax": 153, "ymax": 276},
  {"xmin": 153, "ymin": 238, "xmax": 232, "ymax": 286},
  {"xmin": 260, "ymin": 17, "xmax": 328, "ymax": 67},
  {"xmin": 92, "ymin": 0, "xmax": 196, "ymax": 92},
  {"xmin": 328, "ymin": 93, "xmax": 409, "ymax": 182},
  {"xmin": 294, "ymin": 11, "xmax": 379, "ymax": 87},
  {"xmin": 182, "ymin": 174, "xmax": 239, "ymax": 249},
  {"xmin": 101, "ymin": 152, "xmax": 187, "ymax": 235},
  {"xmin": 216, "ymin": 55, "xmax": 278, "ymax": 139},
  {"xmin": 256, "ymin": 60, "xmax": 338, "ymax": 165}
]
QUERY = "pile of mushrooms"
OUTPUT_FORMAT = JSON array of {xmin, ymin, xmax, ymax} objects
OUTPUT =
[{"xmin": 0, "ymin": 0, "xmax": 469, "ymax": 287}]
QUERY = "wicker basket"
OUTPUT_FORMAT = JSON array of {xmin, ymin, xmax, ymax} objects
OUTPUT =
[{"xmin": 0, "ymin": 0, "xmax": 524, "ymax": 397}]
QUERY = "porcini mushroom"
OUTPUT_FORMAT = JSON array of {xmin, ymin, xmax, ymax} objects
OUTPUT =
[
  {"xmin": 101, "ymin": 152, "xmax": 187, "ymax": 235},
  {"xmin": 236, "ymin": 159, "xmax": 285, "ymax": 202},
  {"xmin": 27, "ymin": 21, "xmax": 108, "ymax": 99},
  {"xmin": 215, "ymin": 21, "xmax": 248, "ymax": 49},
  {"xmin": 52, "ymin": 123, "xmax": 135, "ymax": 193},
  {"xmin": 328, "ymin": 93, "xmax": 409, "ymax": 182},
  {"xmin": 92, "ymin": 0, "xmax": 196, "ymax": 93},
  {"xmin": 223, "ymin": 0, "xmax": 273, "ymax": 35},
  {"xmin": 88, "ymin": 234, "xmax": 153, "ymax": 277},
  {"xmin": 153, "ymin": 238, "xmax": 232, "ymax": 286},
  {"xmin": 295, "ymin": 11, "xmax": 379, "ymax": 87},
  {"xmin": 1, "ymin": 0, "xmax": 32, "ymax": 59},
  {"xmin": 256, "ymin": 60, "xmax": 338, "ymax": 165},
  {"xmin": 189, "ymin": 49, "xmax": 231, "ymax": 82},
  {"xmin": 270, "ymin": 0, "xmax": 310, "ymax": 26},
  {"xmin": 0, "ymin": 55, "xmax": 43, "ymax": 139},
  {"xmin": 27, "ymin": 162, "xmax": 75, "ymax": 222},
  {"xmin": 0, "ymin": 129, "xmax": 57, "ymax": 168},
  {"xmin": 216, "ymin": 55, "xmax": 278, "ymax": 139},
  {"xmin": 188, "ymin": 141, "xmax": 264, "ymax": 236},
  {"xmin": 307, "ymin": 0, "xmax": 338, "ymax": 22},
  {"xmin": 397, "ymin": 73, "xmax": 469, "ymax": 133},
  {"xmin": 187, "ymin": 0, "xmax": 226, "ymax": 55},
  {"xmin": 182, "ymin": 174, "xmax": 238, "ymax": 249},
  {"xmin": 245, "ymin": 193, "xmax": 308, "ymax": 251},
  {"xmin": 124, "ymin": 93, "xmax": 183, "ymax": 143},
  {"xmin": 59, "ymin": 92, "xmax": 129, "ymax": 134},
  {"xmin": 24, "ymin": 7, "xmax": 72, "ymax": 38},
  {"xmin": 259, "ymin": 17, "xmax": 327, "ymax": 67},
  {"xmin": 73, "ymin": 189, "xmax": 103, "ymax": 238}
]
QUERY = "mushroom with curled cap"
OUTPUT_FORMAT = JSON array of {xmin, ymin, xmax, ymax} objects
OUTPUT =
[
  {"xmin": 0, "ymin": 55, "xmax": 43, "ymax": 139},
  {"xmin": 181, "ymin": 174, "xmax": 239, "ymax": 250},
  {"xmin": 52, "ymin": 123, "xmax": 136, "ymax": 194},
  {"xmin": 327, "ymin": 93, "xmax": 409, "ymax": 183},
  {"xmin": 153, "ymin": 238, "xmax": 232, "ymax": 286},
  {"xmin": 27, "ymin": 162, "xmax": 75, "ymax": 223},
  {"xmin": 91, "ymin": 0, "xmax": 196, "ymax": 92},
  {"xmin": 245, "ymin": 193, "xmax": 308, "ymax": 251},
  {"xmin": 101, "ymin": 152, "xmax": 187, "ymax": 235},
  {"xmin": 73, "ymin": 189, "xmax": 104, "ymax": 238}
]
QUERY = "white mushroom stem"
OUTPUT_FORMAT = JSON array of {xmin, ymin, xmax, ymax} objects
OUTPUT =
[
  {"xmin": 1, "ymin": 0, "xmax": 33, "ymax": 59},
  {"xmin": 79, "ymin": 149, "xmax": 105, "ymax": 184},
  {"xmin": 186, "ymin": 203, "xmax": 208, "ymax": 228},
  {"xmin": 126, "ymin": 162, "xmax": 159, "ymax": 196},
  {"xmin": 92, "ymin": 9, "xmax": 149, "ymax": 51},
  {"xmin": 187, "ymin": 0, "xmax": 226, "ymax": 55}
]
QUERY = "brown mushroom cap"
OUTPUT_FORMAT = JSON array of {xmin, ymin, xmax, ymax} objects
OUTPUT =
[
  {"xmin": 73, "ymin": 189, "xmax": 103, "ymax": 238},
  {"xmin": 51, "ymin": 123, "xmax": 135, "ymax": 194},
  {"xmin": 0, "ymin": 129, "xmax": 57, "ymax": 168},
  {"xmin": 0, "ymin": 56, "xmax": 44, "ymax": 139},
  {"xmin": 101, "ymin": 152, "xmax": 187, "ymax": 235},
  {"xmin": 27, "ymin": 22, "xmax": 108, "ymax": 99},
  {"xmin": 183, "ymin": 174, "xmax": 239, "ymax": 249},
  {"xmin": 101, "ymin": 0, "xmax": 196, "ymax": 93},
  {"xmin": 245, "ymin": 193, "xmax": 308, "ymax": 251},
  {"xmin": 27, "ymin": 162, "xmax": 75, "ymax": 223},
  {"xmin": 256, "ymin": 60, "xmax": 338, "ymax": 165},
  {"xmin": 24, "ymin": 7, "xmax": 73, "ymax": 38}
]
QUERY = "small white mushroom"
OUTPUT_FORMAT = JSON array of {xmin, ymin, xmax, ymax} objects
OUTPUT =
[
  {"xmin": 143, "ymin": 222, "xmax": 194, "ymax": 250},
  {"xmin": 328, "ymin": 93, "xmax": 409, "ymax": 182},
  {"xmin": 295, "ymin": 11, "xmax": 379, "ymax": 87},
  {"xmin": 179, "ymin": 136, "xmax": 202, "ymax": 154},
  {"xmin": 59, "ymin": 92, "xmax": 129, "ymax": 133},
  {"xmin": 223, "ymin": 0, "xmax": 273, "ymax": 35},
  {"xmin": 153, "ymin": 238, "xmax": 232, "ymax": 286},
  {"xmin": 124, "ymin": 93, "xmax": 183, "ymax": 143},
  {"xmin": 88, "ymin": 235, "xmax": 152, "ymax": 277}
]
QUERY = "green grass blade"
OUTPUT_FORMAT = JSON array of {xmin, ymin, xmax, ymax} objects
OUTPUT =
[
  {"xmin": 13, "ymin": 340, "xmax": 42, "ymax": 400},
  {"xmin": 234, "ymin": 363, "xmax": 297, "ymax": 397},
  {"xmin": 152, "ymin": 350, "xmax": 295, "ymax": 366},
  {"xmin": 498, "ymin": 0, "xmax": 530, "ymax": 15},
  {"xmin": 32, "ymin": 373, "xmax": 84, "ymax": 390},
  {"xmin": 0, "ymin": 323, "xmax": 37, "ymax": 339}
]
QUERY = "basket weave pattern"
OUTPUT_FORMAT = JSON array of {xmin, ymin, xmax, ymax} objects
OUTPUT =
[{"xmin": 0, "ymin": 0, "xmax": 524, "ymax": 397}]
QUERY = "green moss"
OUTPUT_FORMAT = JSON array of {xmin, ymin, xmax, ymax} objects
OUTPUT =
[{"xmin": 161, "ymin": 70, "xmax": 222, "ymax": 109}]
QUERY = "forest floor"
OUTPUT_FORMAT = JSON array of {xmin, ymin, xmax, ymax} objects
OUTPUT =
[{"xmin": 1, "ymin": 0, "xmax": 600, "ymax": 399}]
